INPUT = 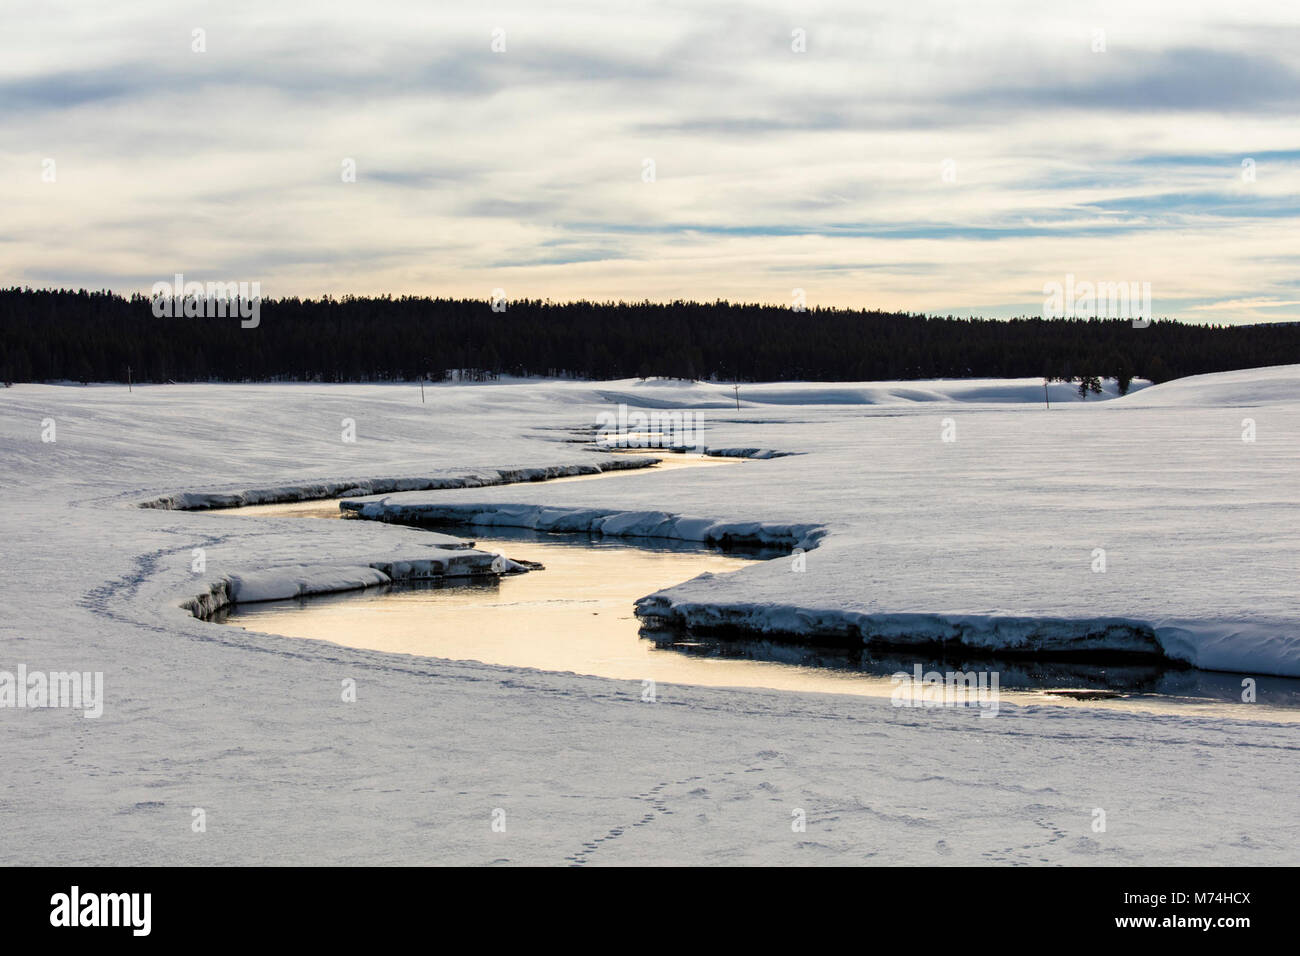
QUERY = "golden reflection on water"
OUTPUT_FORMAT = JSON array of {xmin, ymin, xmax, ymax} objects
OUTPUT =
[{"xmin": 225, "ymin": 534, "xmax": 862, "ymax": 691}]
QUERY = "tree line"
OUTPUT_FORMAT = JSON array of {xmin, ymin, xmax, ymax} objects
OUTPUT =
[{"xmin": 2, "ymin": 287, "xmax": 1297, "ymax": 386}]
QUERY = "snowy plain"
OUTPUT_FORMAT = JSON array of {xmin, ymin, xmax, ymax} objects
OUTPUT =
[{"xmin": 0, "ymin": 369, "xmax": 1296, "ymax": 865}]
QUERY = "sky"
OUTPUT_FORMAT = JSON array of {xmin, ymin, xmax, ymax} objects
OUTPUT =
[{"xmin": 3, "ymin": 0, "xmax": 1300, "ymax": 323}]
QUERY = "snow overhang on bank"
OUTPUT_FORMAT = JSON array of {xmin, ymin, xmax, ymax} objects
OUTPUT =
[
  {"xmin": 591, "ymin": 440, "xmax": 793, "ymax": 459},
  {"xmin": 342, "ymin": 499, "xmax": 825, "ymax": 551},
  {"xmin": 633, "ymin": 597, "xmax": 1167, "ymax": 658},
  {"xmin": 182, "ymin": 549, "xmax": 529, "ymax": 619},
  {"xmin": 631, "ymin": 595, "xmax": 1300, "ymax": 677},
  {"xmin": 140, "ymin": 458, "xmax": 660, "ymax": 511}
]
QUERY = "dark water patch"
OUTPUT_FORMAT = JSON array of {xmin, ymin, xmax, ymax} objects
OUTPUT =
[{"xmin": 638, "ymin": 627, "xmax": 1300, "ymax": 710}]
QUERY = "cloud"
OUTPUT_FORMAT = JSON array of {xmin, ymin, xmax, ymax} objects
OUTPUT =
[
  {"xmin": 1, "ymin": 0, "xmax": 1299, "ymax": 324},
  {"xmin": 970, "ymin": 48, "xmax": 1300, "ymax": 113}
]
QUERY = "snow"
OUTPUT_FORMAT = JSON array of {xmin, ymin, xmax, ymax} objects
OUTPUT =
[
  {"xmin": 225, "ymin": 564, "xmax": 393, "ymax": 605},
  {"xmin": 1113, "ymin": 364, "xmax": 1300, "ymax": 407},
  {"xmin": 0, "ymin": 368, "xmax": 1297, "ymax": 865},
  {"xmin": 593, "ymin": 376, "xmax": 1149, "ymax": 408},
  {"xmin": 344, "ymin": 499, "xmax": 824, "ymax": 551},
  {"xmin": 141, "ymin": 458, "xmax": 659, "ymax": 511},
  {"xmin": 188, "ymin": 551, "xmax": 531, "ymax": 614}
]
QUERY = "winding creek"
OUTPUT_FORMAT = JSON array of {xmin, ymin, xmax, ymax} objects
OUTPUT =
[{"xmin": 196, "ymin": 451, "xmax": 1300, "ymax": 719}]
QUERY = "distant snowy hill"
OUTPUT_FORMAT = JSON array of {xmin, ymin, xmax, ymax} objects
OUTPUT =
[{"xmin": 590, "ymin": 376, "xmax": 1149, "ymax": 408}]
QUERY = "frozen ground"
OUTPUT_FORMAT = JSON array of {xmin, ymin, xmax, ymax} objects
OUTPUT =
[{"xmin": 0, "ymin": 370, "xmax": 1296, "ymax": 865}]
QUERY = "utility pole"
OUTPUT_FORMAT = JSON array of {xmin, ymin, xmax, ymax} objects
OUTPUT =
[
  {"xmin": 127, "ymin": 365, "xmax": 132, "ymax": 393},
  {"xmin": 733, "ymin": 384, "xmax": 740, "ymax": 410},
  {"xmin": 1043, "ymin": 378, "xmax": 1049, "ymax": 409}
]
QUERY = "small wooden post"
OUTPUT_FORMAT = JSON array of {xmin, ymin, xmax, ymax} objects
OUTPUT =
[{"xmin": 1043, "ymin": 378, "xmax": 1049, "ymax": 409}]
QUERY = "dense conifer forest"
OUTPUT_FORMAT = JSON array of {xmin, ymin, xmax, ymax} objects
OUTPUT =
[{"xmin": 2, "ymin": 287, "xmax": 1297, "ymax": 386}]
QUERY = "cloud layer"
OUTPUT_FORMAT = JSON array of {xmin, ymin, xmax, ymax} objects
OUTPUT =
[{"xmin": 3, "ymin": 0, "xmax": 1299, "ymax": 323}]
